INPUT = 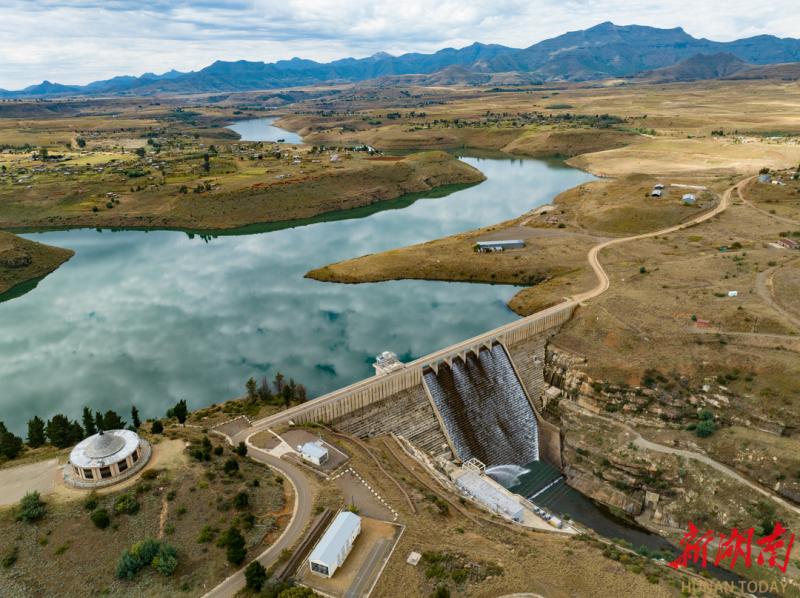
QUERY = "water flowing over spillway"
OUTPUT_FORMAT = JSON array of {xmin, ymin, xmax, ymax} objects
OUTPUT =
[{"xmin": 423, "ymin": 343, "xmax": 540, "ymax": 466}]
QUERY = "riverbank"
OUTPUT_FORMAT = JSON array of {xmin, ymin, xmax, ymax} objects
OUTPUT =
[
  {"xmin": 0, "ymin": 150, "xmax": 484, "ymax": 232},
  {"xmin": 0, "ymin": 231, "xmax": 73, "ymax": 297}
]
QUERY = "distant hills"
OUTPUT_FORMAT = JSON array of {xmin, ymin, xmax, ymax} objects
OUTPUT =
[
  {"xmin": 3, "ymin": 22, "xmax": 800, "ymax": 98},
  {"xmin": 638, "ymin": 52, "xmax": 800, "ymax": 82}
]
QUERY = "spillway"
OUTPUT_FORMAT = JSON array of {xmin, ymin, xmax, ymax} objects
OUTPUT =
[{"xmin": 423, "ymin": 343, "xmax": 539, "ymax": 466}]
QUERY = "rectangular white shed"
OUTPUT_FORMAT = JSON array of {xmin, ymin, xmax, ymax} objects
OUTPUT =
[
  {"xmin": 300, "ymin": 441, "xmax": 329, "ymax": 466},
  {"xmin": 308, "ymin": 511, "xmax": 361, "ymax": 578}
]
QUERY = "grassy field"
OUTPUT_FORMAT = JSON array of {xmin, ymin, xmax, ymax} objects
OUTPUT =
[
  {"xmin": 0, "ymin": 231, "xmax": 73, "ymax": 296},
  {"xmin": 0, "ymin": 425, "xmax": 290, "ymax": 597}
]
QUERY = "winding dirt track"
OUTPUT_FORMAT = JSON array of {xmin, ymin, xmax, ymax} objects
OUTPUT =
[{"xmin": 572, "ymin": 177, "xmax": 751, "ymax": 304}]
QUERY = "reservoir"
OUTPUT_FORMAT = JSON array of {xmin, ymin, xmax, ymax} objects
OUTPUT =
[{"xmin": 0, "ymin": 119, "xmax": 593, "ymax": 433}]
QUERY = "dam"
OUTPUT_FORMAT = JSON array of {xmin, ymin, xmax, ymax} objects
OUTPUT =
[
  {"xmin": 423, "ymin": 342, "xmax": 539, "ymax": 466},
  {"xmin": 248, "ymin": 301, "xmax": 572, "ymax": 470}
]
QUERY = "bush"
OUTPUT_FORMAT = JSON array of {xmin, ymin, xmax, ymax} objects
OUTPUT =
[
  {"xmin": 16, "ymin": 491, "xmax": 46, "ymax": 523},
  {"xmin": 213, "ymin": 445, "xmax": 223, "ymax": 456},
  {"xmin": 223, "ymin": 458, "xmax": 239, "ymax": 475},
  {"xmin": 91, "ymin": 508, "xmax": 111, "ymax": 529},
  {"xmin": 151, "ymin": 420, "xmax": 163, "ymax": 434},
  {"xmin": 235, "ymin": 441, "xmax": 248, "ymax": 457},
  {"xmin": 695, "ymin": 420, "xmax": 716, "ymax": 438},
  {"xmin": 114, "ymin": 493, "xmax": 140, "ymax": 515},
  {"xmin": 234, "ymin": 491, "xmax": 249, "ymax": 510},
  {"xmin": 83, "ymin": 491, "xmax": 99, "ymax": 511},
  {"xmin": 197, "ymin": 525, "xmax": 216, "ymax": 543},
  {"xmin": 152, "ymin": 543, "xmax": 178, "ymax": 576},
  {"xmin": 2, "ymin": 546, "xmax": 18, "ymax": 569},
  {"xmin": 245, "ymin": 560, "xmax": 269, "ymax": 591}
]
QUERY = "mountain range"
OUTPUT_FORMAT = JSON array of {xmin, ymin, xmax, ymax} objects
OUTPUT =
[{"xmin": 3, "ymin": 22, "xmax": 800, "ymax": 98}]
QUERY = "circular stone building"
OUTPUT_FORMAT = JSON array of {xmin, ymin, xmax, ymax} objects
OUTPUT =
[{"xmin": 67, "ymin": 429, "xmax": 151, "ymax": 488}]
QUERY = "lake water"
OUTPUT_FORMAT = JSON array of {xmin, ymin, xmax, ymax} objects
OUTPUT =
[
  {"xmin": 0, "ymin": 120, "xmax": 593, "ymax": 434},
  {"xmin": 228, "ymin": 117, "xmax": 303, "ymax": 144}
]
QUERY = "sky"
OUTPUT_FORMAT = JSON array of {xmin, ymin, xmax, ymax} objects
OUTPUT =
[{"xmin": 1, "ymin": 0, "xmax": 798, "ymax": 89}]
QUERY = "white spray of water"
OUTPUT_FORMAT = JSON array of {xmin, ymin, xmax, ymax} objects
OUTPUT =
[{"xmin": 485, "ymin": 464, "xmax": 530, "ymax": 488}]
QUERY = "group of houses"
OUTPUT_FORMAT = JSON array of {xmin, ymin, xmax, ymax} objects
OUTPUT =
[{"xmin": 650, "ymin": 182, "xmax": 699, "ymax": 205}]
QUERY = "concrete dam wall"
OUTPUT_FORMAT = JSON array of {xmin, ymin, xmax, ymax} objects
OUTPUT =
[
  {"xmin": 423, "ymin": 343, "xmax": 539, "ymax": 466},
  {"xmin": 249, "ymin": 302, "xmax": 574, "ymax": 468}
]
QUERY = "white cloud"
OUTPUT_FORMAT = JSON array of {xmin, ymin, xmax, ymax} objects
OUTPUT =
[{"xmin": 0, "ymin": 0, "xmax": 797, "ymax": 89}]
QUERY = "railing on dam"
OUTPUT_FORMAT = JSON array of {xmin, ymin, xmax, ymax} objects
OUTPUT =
[{"xmin": 248, "ymin": 300, "xmax": 577, "ymax": 431}]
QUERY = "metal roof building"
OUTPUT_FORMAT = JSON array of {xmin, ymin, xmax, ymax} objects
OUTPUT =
[
  {"xmin": 300, "ymin": 441, "xmax": 329, "ymax": 466},
  {"xmin": 308, "ymin": 511, "xmax": 361, "ymax": 578},
  {"xmin": 67, "ymin": 429, "xmax": 150, "ymax": 487},
  {"xmin": 476, "ymin": 239, "xmax": 525, "ymax": 252}
]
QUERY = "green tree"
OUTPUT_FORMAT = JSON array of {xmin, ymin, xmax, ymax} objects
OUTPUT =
[
  {"xmin": 131, "ymin": 406, "xmax": 141, "ymax": 429},
  {"xmin": 246, "ymin": 377, "xmax": 258, "ymax": 402},
  {"xmin": 223, "ymin": 458, "xmax": 239, "ymax": 475},
  {"xmin": 27, "ymin": 416, "xmax": 46, "ymax": 448},
  {"xmin": 76, "ymin": 138, "xmax": 86, "ymax": 148},
  {"xmin": 296, "ymin": 384, "xmax": 308, "ymax": 402},
  {"xmin": 16, "ymin": 491, "xmax": 46, "ymax": 523},
  {"xmin": 134, "ymin": 147, "xmax": 146, "ymax": 158},
  {"xmin": 100, "ymin": 410, "xmax": 125, "ymax": 430},
  {"xmin": 169, "ymin": 399, "xmax": 188, "ymax": 424},
  {"xmin": 46, "ymin": 414, "xmax": 82, "ymax": 448},
  {"xmin": 82, "ymin": 407, "xmax": 96, "ymax": 436},
  {"xmin": 245, "ymin": 560, "xmax": 269, "ymax": 591},
  {"xmin": 218, "ymin": 527, "xmax": 246, "ymax": 565},
  {"xmin": 151, "ymin": 420, "xmax": 164, "ymax": 434},
  {"xmin": 258, "ymin": 376, "xmax": 273, "ymax": 402},
  {"xmin": 235, "ymin": 441, "xmax": 248, "ymax": 457},
  {"xmin": 0, "ymin": 422, "xmax": 24, "ymax": 459},
  {"xmin": 202, "ymin": 153, "xmax": 210, "ymax": 172},
  {"xmin": 273, "ymin": 372, "xmax": 285, "ymax": 395},
  {"xmin": 282, "ymin": 385, "xmax": 293, "ymax": 410}
]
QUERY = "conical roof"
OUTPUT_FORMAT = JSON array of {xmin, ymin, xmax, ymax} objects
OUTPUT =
[{"xmin": 83, "ymin": 430, "xmax": 126, "ymax": 459}]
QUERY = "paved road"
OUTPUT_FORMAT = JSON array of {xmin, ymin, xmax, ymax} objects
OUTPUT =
[
  {"xmin": 201, "ymin": 443, "xmax": 313, "ymax": 598},
  {"xmin": 345, "ymin": 538, "xmax": 392, "ymax": 598}
]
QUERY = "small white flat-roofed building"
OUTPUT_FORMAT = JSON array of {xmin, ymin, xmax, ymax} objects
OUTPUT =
[
  {"xmin": 300, "ymin": 441, "xmax": 329, "ymax": 467},
  {"xmin": 476, "ymin": 239, "xmax": 525, "ymax": 252},
  {"xmin": 651, "ymin": 189, "xmax": 663, "ymax": 197},
  {"xmin": 682, "ymin": 193, "xmax": 697, "ymax": 205},
  {"xmin": 67, "ymin": 429, "xmax": 150, "ymax": 487},
  {"xmin": 308, "ymin": 511, "xmax": 361, "ymax": 578}
]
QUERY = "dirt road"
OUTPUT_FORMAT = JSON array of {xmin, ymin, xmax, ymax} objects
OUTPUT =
[{"xmin": 755, "ymin": 258, "xmax": 800, "ymax": 331}]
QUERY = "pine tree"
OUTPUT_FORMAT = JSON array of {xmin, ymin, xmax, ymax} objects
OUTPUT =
[
  {"xmin": 131, "ymin": 406, "xmax": 141, "ymax": 429},
  {"xmin": 172, "ymin": 400, "xmax": 188, "ymax": 425},
  {"xmin": 272, "ymin": 372, "xmax": 285, "ymax": 396},
  {"xmin": 82, "ymin": 407, "xmax": 96, "ymax": 436},
  {"xmin": 245, "ymin": 378, "xmax": 258, "ymax": 402},
  {"xmin": 0, "ymin": 421, "xmax": 24, "ymax": 459},
  {"xmin": 46, "ymin": 414, "xmax": 77, "ymax": 448},
  {"xmin": 27, "ymin": 416, "xmax": 46, "ymax": 448}
]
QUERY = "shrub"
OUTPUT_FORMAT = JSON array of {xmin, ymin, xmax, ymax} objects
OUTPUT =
[
  {"xmin": 152, "ymin": 543, "xmax": 178, "ymax": 576},
  {"xmin": 223, "ymin": 458, "xmax": 239, "ymax": 475},
  {"xmin": 83, "ymin": 491, "xmax": 99, "ymax": 511},
  {"xmin": 116, "ymin": 538, "xmax": 178, "ymax": 579},
  {"xmin": 16, "ymin": 492, "xmax": 46, "ymax": 523},
  {"xmin": 695, "ymin": 420, "xmax": 716, "ymax": 438},
  {"xmin": 234, "ymin": 491, "xmax": 249, "ymax": 510},
  {"xmin": 151, "ymin": 420, "xmax": 164, "ymax": 434},
  {"xmin": 245, "ymin": 560, "xmax": 269, "ymax": 591},
  {"xmin": 197, "ymin": 525, "xmax": 216, "ymax": 543},
  {"xmin": 2, "ymin": 546, "xmax": 18, "ymax": 569},
  {"xmin": 235, "ymin": 441, "xmax": 248, "ymax": 457},
  {"xmin": 213, "ymin": 445, "xmax": 223, "ymax": 456},
  {"xmin": 91, "ymin": 508, "xmax": 111, "ymax": 529},
  {"xmin": 114, "ymin": 493, "xmax": 140, "ymax": 515},
  {"xmin": 142, "ymin": 469, "xmax": 159, "ymax": 480}
]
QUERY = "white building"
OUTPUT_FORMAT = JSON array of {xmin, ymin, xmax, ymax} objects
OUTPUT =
[
  {"xmin": 300, "ymin": 441, "xmax": 329, "ymax": 466},
  {"xmin": 475, "ymin": 239, "xmax": 525, "ymax": 252},
  {"xmin": 308, "ymin": 511, "xmax": 361, "ymax": 578},
  {"xmin": 67, "ymin": 429, "xmax": 150, "ymax": 487}
]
